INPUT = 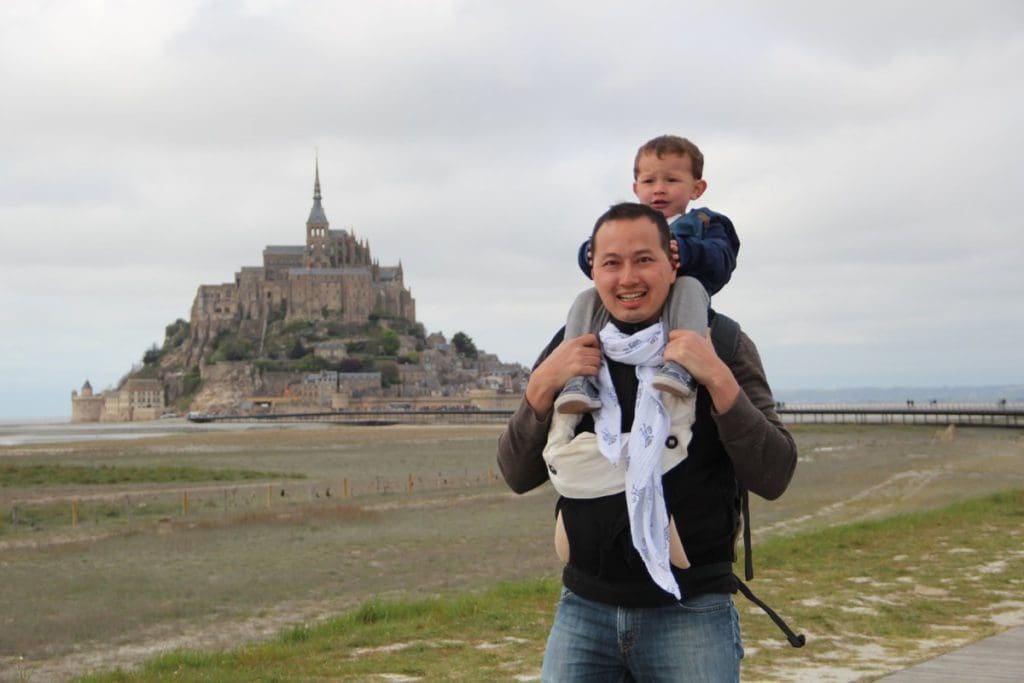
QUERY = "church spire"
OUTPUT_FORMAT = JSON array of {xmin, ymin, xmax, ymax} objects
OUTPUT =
[
  {"xmin": 313, "ymin": 152, "xmax": 322, "ymax": 202},
  {"xmin": 307, "ymin": 153, "xmax": 328, "ymax": 228}
]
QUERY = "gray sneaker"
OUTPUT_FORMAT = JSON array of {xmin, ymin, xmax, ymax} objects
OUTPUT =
[
  {"xmin": 651, "ymin": 361, "xmax": 697, "ymax": 399},
  {"xmin": 555, "ymin": 375, "xmax": 602, "ymax": 414}
]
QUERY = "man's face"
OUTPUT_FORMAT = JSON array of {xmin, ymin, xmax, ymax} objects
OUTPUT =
[
  {"xmin": 632, "ymin": 152, "xmax": 707, "ymax": 217},
  {"xmin": 591, "ymin": 216, "xmax": 677, "ymax": 325}
]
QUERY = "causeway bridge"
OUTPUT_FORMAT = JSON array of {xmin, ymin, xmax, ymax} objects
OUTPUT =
[
  {"xmin": 191, "ymin": 403, "xmax": 1024, "ymax": 428},
  {"xmin": 776, "ymin": 402, "xmax": 1024, "ymax": 427}
]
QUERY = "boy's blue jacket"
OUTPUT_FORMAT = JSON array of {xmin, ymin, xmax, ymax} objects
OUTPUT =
[{"xmin": 576, "ymin": 207, "xmax": 740, "ymax": 296}]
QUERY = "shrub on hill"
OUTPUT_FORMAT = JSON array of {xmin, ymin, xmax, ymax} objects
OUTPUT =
[
  {"xmin": 210, "ymin": 334, "xmax": 254, "ymax": 363},
  {"xmin": 163, "ymin": 319, "xmax": 190, "ymax": 350},
  {"xmin": 452, "ymin": 331, "xmax": 478, "ymax": 360}
]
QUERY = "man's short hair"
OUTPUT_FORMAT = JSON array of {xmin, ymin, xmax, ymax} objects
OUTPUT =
[
  {"xmin": 633, "ymin": 134, "xmax": 704, "ymax": 180},
  {"xmin": 589, "ymin": 203, "xmax": 673, "ymax": 264}
]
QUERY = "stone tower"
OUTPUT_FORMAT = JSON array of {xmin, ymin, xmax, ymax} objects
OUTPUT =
[
  {"xmin": 70, "ymin": 379, "xmax": 104, "ymax": 422},
  {"xmin": 305, "ymin": 156, "xmax": 332, "ymax": 268}
]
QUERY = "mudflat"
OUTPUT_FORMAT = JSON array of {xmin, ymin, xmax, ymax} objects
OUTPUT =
[{"xmin": 1, "ymin": 421, "xmax": 1021, "ymax": 681}]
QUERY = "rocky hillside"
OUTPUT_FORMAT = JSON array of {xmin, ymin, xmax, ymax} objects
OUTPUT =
[{"xmin": 129, "ymin": 313, "xmax": 525, "ymax": 415}]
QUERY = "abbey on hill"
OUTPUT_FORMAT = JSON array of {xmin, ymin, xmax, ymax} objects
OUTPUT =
[
  {"xmin": 178, "ymin": 158, "xmax": 415, "ymax": 372},
  {"xmin": 71, "ymin": 161, "xmax": 525, "ymax": 422}
]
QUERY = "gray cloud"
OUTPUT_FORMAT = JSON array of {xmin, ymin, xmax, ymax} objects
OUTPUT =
[{"xmin": 1, "ymin": 0, "xmax": 1022, "ymax": 417}]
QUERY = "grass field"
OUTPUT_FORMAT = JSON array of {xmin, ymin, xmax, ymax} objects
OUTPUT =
[
  {"xmin": 1, "ymin": 421, "xmax": 1022, "ymax": 681},
  {"xmin": 76, "ymin": 491, "xmax": 1024, "ymax": 682}
]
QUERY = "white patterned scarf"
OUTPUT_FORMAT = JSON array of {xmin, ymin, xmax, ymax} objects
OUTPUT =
[{"xmin": 595, "ymin": 321, "xmax": 680, "ymax": 599}]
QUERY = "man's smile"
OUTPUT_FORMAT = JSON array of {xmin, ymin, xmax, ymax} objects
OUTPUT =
[{"xmin": 617, "ymin": 290, "xmax": 648, "ymax": 305}]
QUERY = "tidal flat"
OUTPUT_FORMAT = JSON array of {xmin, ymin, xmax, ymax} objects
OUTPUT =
[{"xmin": 1, "ymin": 421, "xmax": 1022, "ymax": 681}]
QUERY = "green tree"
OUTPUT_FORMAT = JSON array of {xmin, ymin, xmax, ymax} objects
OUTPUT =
[
  {"xmin": 296, "ymin": 354, "xmax": 329, "ymax": 372},
  {"xmin": 143, "ymin": 343, "xmax": 162, "ymax": 365},
  {"xmin": 287, "ymin": 338, "xmax": 307, "ymax": 360},
  {"xmin": 452, "ymin": 331, "xmax": 478, "ymax": 360},
  {"xmin": 163, "ymin": 319, "xmax": 190, "ymax": 349},
  {"xmin": 339, "ymin": 357, "xmax": 365, "ymax": 372},
  {"xmin": 379, "ymin": 360, "xmax": 399, "ymax": 387},
  {"xmin": 212, "ymin": 335, "xmax": 253, "ymax": 362},
  {"xmin": 380, "ymin": 328, "xmax": 401, "ymax": 356}
]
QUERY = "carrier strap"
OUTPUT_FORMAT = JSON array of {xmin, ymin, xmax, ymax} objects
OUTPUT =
[
  {"xmin": 734, "ymin": 576, "xmax": 806, "ymax": 648},
  {"xmin": 742, "ymin": 487, "xmax": 753, "ymax": 581},
  {"xmin": 709, "ymin": 311, "xmax": 806, "ymax": 648}
]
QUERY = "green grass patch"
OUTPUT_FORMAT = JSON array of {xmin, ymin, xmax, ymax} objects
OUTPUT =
[
  {"xmin": 737, "ymin": 489, "xmax": 1024, "ymax": 678},
  {"xmin": 76, "ymin": 489, "xmax": 1024, "ymax": 682},
  {"xmin": 1, "ymin": 463, "xmax": 305, "ymax": 487},
  {"xmin": 81, "ymin": 578, "xmax": 559, "ymax": 682}
]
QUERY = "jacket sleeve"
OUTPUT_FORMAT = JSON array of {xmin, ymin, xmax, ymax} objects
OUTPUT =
[
  {"xmin": 497, "ymin": 398, "xmax": 554, "ymax": 494},
  {"xmin": 678, "ymin": 210, "xmax": 740, "ymax": 296},
  {"xmin": 496, "ymin": 329, "xmax": 565, "ymax": 493},
  {"xmin": 712, "ymin": 331, "xmax": 797, "ymax": 500}
]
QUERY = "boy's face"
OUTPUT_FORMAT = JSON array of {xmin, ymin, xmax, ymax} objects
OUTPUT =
[
  {"xmin": 632, "ymin": 152, "xmax": 707, "ymax": 218},
  {"xmin": 591, "ymin": 216, "xmax": 677, "ymax": 325}
]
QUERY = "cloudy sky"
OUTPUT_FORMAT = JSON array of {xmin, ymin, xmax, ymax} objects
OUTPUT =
[{"xmin": 2, "ymin": 1, "xmax": 1022, "ymax": 419}]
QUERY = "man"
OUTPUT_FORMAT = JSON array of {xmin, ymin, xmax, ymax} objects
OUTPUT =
[{"xmin": 497, "ymin": 202, "xmax": 798, "ymax": 681}]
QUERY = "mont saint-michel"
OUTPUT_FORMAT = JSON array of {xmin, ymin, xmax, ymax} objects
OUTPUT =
[{"xmin": 71, "ymin": 161, "xmax": 526, "ymax": 422}]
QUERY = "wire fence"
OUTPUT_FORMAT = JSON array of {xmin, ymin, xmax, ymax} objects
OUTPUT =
[{"xmin": 4, "ymin": 468, "xmax": 505, "ymax": 534}]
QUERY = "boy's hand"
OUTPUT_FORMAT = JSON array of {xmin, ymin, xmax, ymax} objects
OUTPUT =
[{"xmin": 669, "ymin": 238, "xmax": 680, "ymax": 269}]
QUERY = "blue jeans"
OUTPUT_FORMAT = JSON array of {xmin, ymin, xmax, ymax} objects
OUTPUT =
[{"xmin": 541, "ymin": 587, "xmax": 743, "ymax": 682}]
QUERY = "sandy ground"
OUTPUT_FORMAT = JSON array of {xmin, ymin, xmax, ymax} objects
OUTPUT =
[{"xmin": 2, "ymin": 422, "xmax": 1023, "ymax": 682}]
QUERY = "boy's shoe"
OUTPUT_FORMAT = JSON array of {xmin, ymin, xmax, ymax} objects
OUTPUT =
[
  {"xmin": 555, "ymin": 376, "xmax": 602, "ymax": 414},
  {"xmin": 651, "ymin": 361, "xmax": 697, "ymax": 399}
]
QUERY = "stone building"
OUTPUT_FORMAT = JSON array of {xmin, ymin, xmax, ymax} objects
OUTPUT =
[
  {"xmin": 179, "ymin": 159, "xmax": 416, "ymax": 369},
  {"xmin": 72, "ymin": 159, "xmax": 419, "ymax": 423},
  {"xmin": 69, "ymin": 159, "xmax": 542, "ymax": 421},
  {"xmin": 338, "ymin": 372, "xmax": 383, "ymax": 395},
  {"xmin": 71, "ymin": 378, "xmax": 166, "ymax": 423},
  {"xmin": 99, "ymin": 379, "xmax": 166, "ymax": 422},
  {"xmin": 293, "ymin": 371, "xmax": 341, "ymax": 408},
  {"xmin": 70, "ymin": 380, "xmax": 104, "ymax": 422}
]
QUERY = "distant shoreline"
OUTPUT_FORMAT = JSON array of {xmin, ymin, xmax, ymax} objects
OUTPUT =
[
  {"xmin": 4, "ymin": 401, "xmax": 1024, "ymax": 447},
  {"xmin": 0, "ymin": 418, "xmax": 327, "ymax": 447}
]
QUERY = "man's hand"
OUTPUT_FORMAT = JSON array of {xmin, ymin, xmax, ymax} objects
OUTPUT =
[
  {"xmin": 525, "ymin": 334, "xmax": 602, "ymax": 419},
  {"xmin": 664, "ymin": 329, "xmax": 740, "ymax": 413}
]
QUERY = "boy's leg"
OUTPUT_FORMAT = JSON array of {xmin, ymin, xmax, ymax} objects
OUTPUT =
[
  {"xmin": 555, "ymin": 288, "xmax": 606, "ymax": 414},
  {"xmin": 652, "ymin": 276, "xmax": 710, "ymax": 399}
]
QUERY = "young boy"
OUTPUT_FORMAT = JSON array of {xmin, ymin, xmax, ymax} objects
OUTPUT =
[{"xmin": 555, "ymin": 134, "xmax": 741, "ymax": 414}]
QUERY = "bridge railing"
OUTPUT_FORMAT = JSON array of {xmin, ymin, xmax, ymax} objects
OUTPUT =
[
  {"xmin": 775, "ymin": 404, "xmax": 1024, "ymax": 427},
  {"xmin": 191, "ymin": 404, "xmax": 1024, "ymax": 428}
]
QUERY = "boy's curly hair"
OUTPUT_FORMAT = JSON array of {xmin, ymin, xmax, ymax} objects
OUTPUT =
[{"xmin": 634, "ymin": 135, "xmax": 704, "ymax": 180}]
